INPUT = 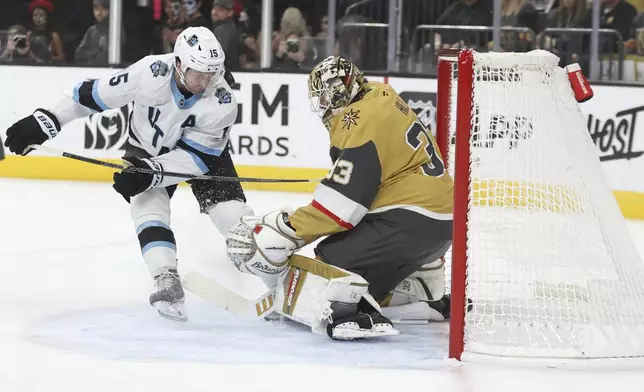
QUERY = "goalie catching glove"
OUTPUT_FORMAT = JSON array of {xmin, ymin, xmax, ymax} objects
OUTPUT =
[
  {"xmin": 4, "ymin": 109, "xmax": 61, "ymax": 155},
  {"xmin": 227, "ymin": 210, "xmax": 305, "ymax": 287}
]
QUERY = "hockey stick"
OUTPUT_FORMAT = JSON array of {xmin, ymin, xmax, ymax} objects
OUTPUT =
[
  {"xmin": 29, "ymin": 144, "xmax": 321, "ymax": 183},
  {"xmin": 182, "ymin": 271, "xmax": 276, "ymax": 318},
  {"xmin": 183, "ymin": 271, "xmax": 438, "ymax": 327}
]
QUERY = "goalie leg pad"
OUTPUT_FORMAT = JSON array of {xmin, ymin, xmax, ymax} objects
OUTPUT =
[
  {"xmin": 384, "ymin": 257, "xmax": 446, "ymax": 307},
  {"xmin": 273, "ymin": 255, "xmax": 400, "ymax": 339},
  {"xmin": 274, "ymin": 255, "xmax": 369, "ymax": 334},
  {"xmin": 410, "ymin": 257, "xmax": 447, "ymax": 300},
  {"xmin": 381, "ymin": 294, "xmax": 451, "ymax": 323}
]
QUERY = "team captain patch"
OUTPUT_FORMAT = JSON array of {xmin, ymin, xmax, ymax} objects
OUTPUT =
[
  {"xmin": 149, "ymin": 60, "xmax": 169, "ymax": 77},
  {"xmin": 215, "ymin": 87, "xmax": 232, "ymax": 104}
]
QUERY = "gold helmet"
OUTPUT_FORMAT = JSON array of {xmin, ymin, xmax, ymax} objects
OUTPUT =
[{"xmin": 307, "ymin": 56, "xmax": 366, "ymax": 123}]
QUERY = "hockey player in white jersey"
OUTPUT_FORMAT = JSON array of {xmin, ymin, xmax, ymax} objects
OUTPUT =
[{"xmin": 4, "ymin": 27, "xmax": 253, "ymax": 322}]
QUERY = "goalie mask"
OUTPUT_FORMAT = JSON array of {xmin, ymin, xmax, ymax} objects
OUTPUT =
[{"xmin": 308, "ymin": 56, "xmax": 366, "ymax": 125}]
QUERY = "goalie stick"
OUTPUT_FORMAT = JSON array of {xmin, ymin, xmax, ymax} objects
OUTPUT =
[
  {"xmin": 183, "ymin": 271, "xmax": 437, "ymax": 326},
  {"xmin": 29, "ymin": 144, "xmax": 321, "ymax": 183},
  {"xmin": 182, "ymin": 271, "xmax": 276, "ymax": 318}
]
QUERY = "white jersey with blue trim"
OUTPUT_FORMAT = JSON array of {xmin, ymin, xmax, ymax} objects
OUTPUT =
[{"xmin": 49, "ymin": 53, "xmax": 237, "ymax": 187}]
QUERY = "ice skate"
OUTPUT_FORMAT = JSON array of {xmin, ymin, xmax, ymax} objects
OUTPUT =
[
  {"xmin": 326, "ymin": 299, "xmax": 401, "ymax": 340},
  {"xmin": 150, "ymin": 268, "xmax": 187, "ymax": 322}
]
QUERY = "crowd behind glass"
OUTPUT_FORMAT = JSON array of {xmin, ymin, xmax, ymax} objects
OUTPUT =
[{"xmin": 0, "ymin": 0, "xmax": 642, "ymax": 81}]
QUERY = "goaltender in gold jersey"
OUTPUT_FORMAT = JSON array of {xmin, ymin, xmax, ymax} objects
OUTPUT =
[
  {"xmin": 290, "ymin": 66, "xmax": 454, "ymax": 245},
  {"xmin": 226, "ymin": 56, "xmax": 454, "ymax": 340}
]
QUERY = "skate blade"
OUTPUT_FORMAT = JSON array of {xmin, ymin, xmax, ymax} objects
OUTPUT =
[
  {"xmin": 332, "ymin": 326, "xmax": 401, "ymax": 340},
  {"xmin": 153, "ymin": 301, "xmax": 188, "ymax": 322}
]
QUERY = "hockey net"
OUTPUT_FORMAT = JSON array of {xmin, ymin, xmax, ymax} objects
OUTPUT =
[{"xmin": 437, "ymin": 49, "xmax": 644, "ymax": 367}]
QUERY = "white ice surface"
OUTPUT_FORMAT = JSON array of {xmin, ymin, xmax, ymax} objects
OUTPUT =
[{"xmin": 1, "ymin": 178, "xmax": 644, "ymax": 392}]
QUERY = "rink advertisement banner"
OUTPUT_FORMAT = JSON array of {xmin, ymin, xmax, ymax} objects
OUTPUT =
[{"xmin": 0, "ymin": 65, "xmax": 642, "ymax": 216}]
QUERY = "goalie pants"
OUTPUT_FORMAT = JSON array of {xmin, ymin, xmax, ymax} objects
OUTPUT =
[{"xmin": 314, "ymin": 209, "xmax": 451, "ymax": 302}]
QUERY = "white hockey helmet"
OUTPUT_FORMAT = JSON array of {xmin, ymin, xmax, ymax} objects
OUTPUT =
[{"xmin": 173, "ymin": 26, "xmax": 226, "ymax": 94}]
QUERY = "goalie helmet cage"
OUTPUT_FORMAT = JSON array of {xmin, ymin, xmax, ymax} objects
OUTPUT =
[{"xmin": 436, "ymin": 49, "xmax": 644, "ymax": 368}]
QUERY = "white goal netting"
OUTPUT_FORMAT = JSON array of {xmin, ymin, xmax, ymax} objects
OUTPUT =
[{"xmin": 439, "ymin": 50, "xmax": 644, "ymax": 364}]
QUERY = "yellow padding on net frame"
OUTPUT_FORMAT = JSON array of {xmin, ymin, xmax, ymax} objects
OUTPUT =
[
  {"xmin": 473, "ymin": 179, "xmax": 604, "ymax": 215},
  {"xmin": 472, "ymin": 179, "xmax": 644, "ymax": 219}
]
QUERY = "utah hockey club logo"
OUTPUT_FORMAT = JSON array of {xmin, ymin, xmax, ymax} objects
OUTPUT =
[{"xmin": 342, "ymin": 109, "xmax": 360, "ymax": 130}]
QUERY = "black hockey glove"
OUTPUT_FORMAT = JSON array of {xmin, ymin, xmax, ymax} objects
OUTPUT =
[
  {"xmin": 4, "ymin": 109, "xmax": 61, "ymax": 155},
  {"xmin": 112, "ymin": 157, "xmax": 162, "ymax": 203}
]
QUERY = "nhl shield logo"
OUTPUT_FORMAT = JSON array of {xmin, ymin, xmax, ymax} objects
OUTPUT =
[{"xmin": 399, "ymin": 92, "xmax": 437, "ymax": 135}]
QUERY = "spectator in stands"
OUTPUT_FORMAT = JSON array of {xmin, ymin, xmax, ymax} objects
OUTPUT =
[
  {"xmin": 155, "ymin": 0, "xmax": 185, "ymax": 54},
  {"xmin": 182, "ymin": 0, "xmax": 209, "ymax": 28},
  {"xmin": 502, "ymin": 0, "xmax": 539, "ymax": 32},
  {"xmin": 75, "ymin": 0, "xmax": 122, "ymax": 65},
  {"xmin": 336, "ymin": 14, "xmax": 385, "ymax": 70},
  {"xmin": 313, "ymin": 15, "xmax": 336, "ymax": 59},
  {"xmin": 498, "ymin": 0, "xmax": 539, "ymax": 52},
  {"xmin": 27, "ymin": 0, "xmax": 65, "ymax": 62},
  {"xmin": 238, "ymin": 4, "xmax": 261, "ymax": 69},
  {"xmin": 545, "ymin": 0, "xmax": 587, "ymax": 29},
  {"xmin": 272, "ymin": 7, "xmax": 314, "ymax": 70},
  {"xmin": 543, "ymin": 0, "xmax": 588, "ymax": 66},
  {"xmin": 436, "ymin": 0, "xmax": 493, "ymax": 50},
  {"xmin": 211, "ymin": 0, "xmax": 240, "ymax": 70},
  {"xmin": 594, "ymin": 0, "xmax": 637, "ymax": 49},
  {"xmin": 0, "ymin": 24, "xmax": 43, "ymax": 63},
  {"xmin": 632, "ymin": 11, "xmax": 644, "ymax": 54},
  {"xmin": 317, "ymin": 15, "xmax": 329, "ymax": 40}
]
